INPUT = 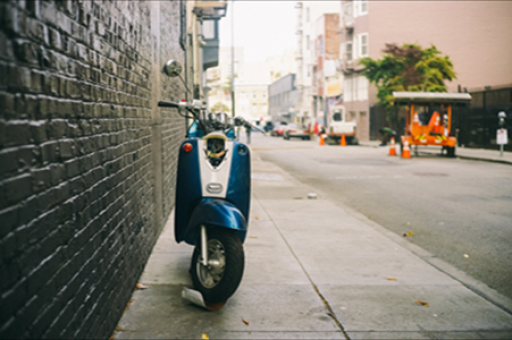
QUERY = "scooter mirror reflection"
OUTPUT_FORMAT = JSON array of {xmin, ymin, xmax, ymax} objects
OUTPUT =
[
  {"xmin": 217, "ymin": 113, "xmax": 228, "ymax": 125},
  {"xmin": 163, "ymin": 59, "xmax": 182, "ymax": 77}
]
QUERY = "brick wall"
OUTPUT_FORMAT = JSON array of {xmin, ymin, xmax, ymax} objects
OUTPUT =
[{"xmin": 0, "ymin": 0, "xmax": 186, "ymax": 338}]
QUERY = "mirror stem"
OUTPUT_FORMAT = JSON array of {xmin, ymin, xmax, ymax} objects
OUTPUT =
[{"xmin": 178, "ymin": 74, "xmax": 193, "ymax": 96}]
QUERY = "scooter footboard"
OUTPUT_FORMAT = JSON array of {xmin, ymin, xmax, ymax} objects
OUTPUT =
[{"xmin": 182, "ymin": 199, "xmax": 247, "ymax": 245}]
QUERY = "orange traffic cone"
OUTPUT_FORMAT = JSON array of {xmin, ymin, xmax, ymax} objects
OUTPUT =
[
  {"xmin": 319, "ymin": 134, "xmax": 325, "ymax": 146},
  {"xmin": 388, "ymin": 137, "xmax": 397, "ymax": 156},
  {"xmin": 402, "ymin": 139, "xmax": 411, "ymax": 159},
  {"xmin": 340, "ymin": 135, "xmax": 346, "ymax": 146}
]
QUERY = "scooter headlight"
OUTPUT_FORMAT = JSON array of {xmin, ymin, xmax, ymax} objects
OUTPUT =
[{"xmin": 205, "ymin": 137, "xmax": 227, "ymax": 167}]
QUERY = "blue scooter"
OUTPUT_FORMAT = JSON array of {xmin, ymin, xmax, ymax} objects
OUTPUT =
[{"xmin": 158, "ymin": 94, "xmax": 260, "ymax": 304}]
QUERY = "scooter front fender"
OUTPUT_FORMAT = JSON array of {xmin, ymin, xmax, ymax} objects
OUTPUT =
[{"xmin": 183, "ymin": 199, "xmax": 247, "ymax": 245}]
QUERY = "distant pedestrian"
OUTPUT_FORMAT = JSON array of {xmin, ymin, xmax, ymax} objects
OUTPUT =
[
  {"xmin": 246, "ymin": 126, "xmax": 251, "ymax": 145},
  {"xmin": 378, "ymin": 127, "xmax": 396, "ymax": 146}
]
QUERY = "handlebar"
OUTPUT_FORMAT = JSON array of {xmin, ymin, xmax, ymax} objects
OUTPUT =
[
  {"xmin": 158, "ymin": 99, "xmax": 267, "ymax": 136},
  {"xmin": 157, "ymin": 101, "xmax": 180, "ymax": 108}
]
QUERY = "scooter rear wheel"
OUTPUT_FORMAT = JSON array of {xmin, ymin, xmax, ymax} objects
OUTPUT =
[{"xmin": 191, "ymin": 228, "xmax": 244, "ymax": 303}]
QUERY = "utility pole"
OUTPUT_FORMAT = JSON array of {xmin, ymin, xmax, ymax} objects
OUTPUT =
[{"xmin": 231, "ymin": 0, "xmax": 235, "ymax": 118}]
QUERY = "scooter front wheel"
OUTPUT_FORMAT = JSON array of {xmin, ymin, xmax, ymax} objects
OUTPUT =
[{"xmin": 191, "ymin": 228, "xmax": 244, "ymax": 303}]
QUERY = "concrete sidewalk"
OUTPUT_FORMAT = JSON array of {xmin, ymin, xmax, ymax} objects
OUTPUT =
[
  {"xmin": 113, "ymin": 150, "xmax": 512, "ymax": 339},
  {"xmin": 359, "ymin": 140, "xmax": 512, "ymax": 165}
]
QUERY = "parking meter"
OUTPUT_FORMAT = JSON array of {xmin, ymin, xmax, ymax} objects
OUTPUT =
[
  {"xmin": 498, "ymin": 111, "xmax": 506, "ymax": 127},
  {"xmin": 497, "ymin": 111, "xmax": 507, "ymax": 157}
]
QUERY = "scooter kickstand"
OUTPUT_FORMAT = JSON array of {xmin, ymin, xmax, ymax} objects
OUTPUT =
[{"xmin": 201, "ymin": 225, "xmax": 208, "ymax": 266}]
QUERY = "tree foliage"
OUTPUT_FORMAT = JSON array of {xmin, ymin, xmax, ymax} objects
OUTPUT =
[
  {"xmin": 359, "ymin": 43, "xmax": 456, "ymax": 124},
  {"xmin": 211, "ymin": 101, "xmax": 230, "ymax": 113},
  {"xmin": 222, "ymin": 73, "xmax": 238, "ymax": 94}
]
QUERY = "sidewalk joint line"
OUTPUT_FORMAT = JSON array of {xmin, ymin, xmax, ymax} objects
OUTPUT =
[{"xmin": 256, "ymin": 195, "xmax": 351, "ymax": 340}]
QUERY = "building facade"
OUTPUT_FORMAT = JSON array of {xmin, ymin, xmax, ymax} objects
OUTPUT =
[
  {"xmin": 269, "ymin": 74, "xmax": 299, "ymax": 123},
  {"xmin": 235, "ymin": 84, "xmax": 269, "ymax": 118},
  {"xmin": 311, "ymin": 13, "xmax": 341, "ymax": 127},
  {"xmin": 295, "ymin": 1, "xmax": 341, "ymax": 119},
  {"xmin": 206, "ymin": 46, "xmax": 244, "ymax": 113},
  {"xmin": 340, "ymin": 0, "xmax": 512, "ymax": 141}
]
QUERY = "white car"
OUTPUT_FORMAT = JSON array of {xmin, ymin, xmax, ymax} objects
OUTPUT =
[{"xmin": 283, "ymin": 123, "xmax": 311, "ymax": 140}]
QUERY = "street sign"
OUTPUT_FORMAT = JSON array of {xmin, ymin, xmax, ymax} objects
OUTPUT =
[{"xmin": 497, "ymin": 129, "xmax": 508, "ymax": 145}]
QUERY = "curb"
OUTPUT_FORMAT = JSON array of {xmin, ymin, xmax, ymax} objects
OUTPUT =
[
  {"xmin": 417, "ymin": 150, "xmax": 512, "ymax": 166},
  {"xmin": 341, "ymin": 205, "xmax": 512, "ymax": 318},
  {"xmin": 358, "ymin": 143, "xmax": 512, "ymax": 165}
]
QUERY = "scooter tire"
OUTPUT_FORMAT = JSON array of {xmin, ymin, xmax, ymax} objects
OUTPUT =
[{"xmin": 191, "ymin": 228, "xmax": 245, "ymax": 304}]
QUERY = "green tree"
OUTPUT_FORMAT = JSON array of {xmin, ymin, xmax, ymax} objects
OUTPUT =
[
  {"xmin": 222, "ymin": 73, "xmax": 238, "ymax": 94},
  {"xmin": 211, "ymin": 102, "xmax": 230, "ymax": 113},
  {"xmin": 359, "ymin": 43, "xmax": 456, "ymax": 125}
]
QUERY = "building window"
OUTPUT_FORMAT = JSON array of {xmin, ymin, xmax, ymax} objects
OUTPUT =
[
  {"xmin": 306, "ymin": 7, "xmax": 310, "ymax": 22},
  {"xmin": 344, "ymin": 78, "xmax": 353, "ymax": 102},
  {"xmin": 354, "ymin": 0, "xmax": 368, "ymax": 17},
  {"xmin": 253, "ymin": 92, "xmax": 257, "ymax": 99},
  {"xmin": 252, "ymin": 104, "xmax": 257, "ymax": 113},
  {"xmin": 306, "ymin": 35, "xmax": 310, "ymax": 50},
  {"xmin": 360, "ymin": 0, "xmax": 368, "ymax": 15},
  {"xmin": 202, "ymin": 20, "xmax": 215, "ymax": 40},
  {"xmin": 344, "ymin": 1, "xmax": 353, "ymax": 25},
  {"xmin": 359, "ymin": 33, "xmax": 368, "ymax": 57},
  {"xmin": 345, "ymin": 41, "xmax": 353, "ymax": 62},
  {"xmin": 262, "ymin": 105, "xmax": 268, "ymax": 113},
  {"xmin": 356, "ymin": 76, "xmax": 368, "ymax": 101}
]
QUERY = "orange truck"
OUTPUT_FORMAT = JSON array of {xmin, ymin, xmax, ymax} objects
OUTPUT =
[{"xmin": 392, "ymin": 92, "xmax": 472, "ymax": 157}]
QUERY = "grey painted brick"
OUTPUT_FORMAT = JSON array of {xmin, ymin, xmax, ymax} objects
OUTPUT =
[
  {"xmin": 29, "ymin": 120, "xmax": 48, "ymax": 144},
  {"xmin": 40, "ymin": 141, "xmax": 59, "ymax": 164},
  {"xmin": 0, "ymin": 148, "xmax": 19, "ymax": 176},
  {"xmin": 2, "ymin": 173, "xmax": 32, "ymax": 205},
  {"xmin": 0, "ymin": 0, "xmax": 186, "ymax": 338}
]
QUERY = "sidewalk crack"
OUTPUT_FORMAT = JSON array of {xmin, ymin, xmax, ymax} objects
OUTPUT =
[{"xmin": 258, "ymin": 199, "xmax": 351, "ymax": 340}]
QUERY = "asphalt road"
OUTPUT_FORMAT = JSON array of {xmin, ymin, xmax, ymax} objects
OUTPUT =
[{"xmin": 250, "ymin": 133, "xmax": 512, "ymax": 301}]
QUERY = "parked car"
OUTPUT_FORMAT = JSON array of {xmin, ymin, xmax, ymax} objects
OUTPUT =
[
  {"xmin": 283, "ymin": 123, "xmax": 311, "ymax": 140},
  {"xmin": 264, "ymin": 121, "xmax": 274, "ymax": 132},
  {"xmin": 270, "ymin": 122, "xmax": 288, "ymax": 137}
]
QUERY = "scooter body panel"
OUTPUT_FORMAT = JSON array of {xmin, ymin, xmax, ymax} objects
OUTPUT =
[
  {"xmin": 174, "ymin": 139, "xmax": 203, "ymax": 243},
  {"xmin": 184, "ymin": 198, "xmax": 247, "ymax": 245},
  {"xmin": 175, "ymin": 137, "xmax": 251, "ymax": 245},
  {"xmin": 226, "ymin": 142, "xmax": 251, "ymax": 221}
]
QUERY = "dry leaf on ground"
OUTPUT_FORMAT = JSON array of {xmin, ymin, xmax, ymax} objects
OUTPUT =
[
  {"xmin": 136, "ymin": 283, "xmax": 149, "ymax": 289},
  {"xmin": 414, "ymin": 300, "xmax": 429, "ymax": 306},
  {"xmin": 202, "ymin": 332, "xmax": 209, "ymax": 340},
  {"xmin": 125, "ymin": 299, "xmax": 134, "ymax": 310},
  {"xmin": 386, "ymin": 277, "xmax": 397, "ymax": 281},
  {"xmin": 254, "ymin": 216, "xmax": 259, "ymax": 220},
  {"xmin": 464, "ymin": 254, "xmax": 469, "ymax": 258},
  {"xmin": 242, "ymin": 319, "xmax": 250, "ymax": 325},
  {"xmin": 403, "ymin": 231, "xmax": 414, "ymax": 237}
]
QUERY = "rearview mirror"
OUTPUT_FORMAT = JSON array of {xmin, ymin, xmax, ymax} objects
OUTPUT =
[{"xmin": 163, "ymin": 60, "xmax": 182, "ymax": 77}]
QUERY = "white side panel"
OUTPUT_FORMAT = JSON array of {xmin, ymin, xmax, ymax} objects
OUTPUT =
[{"xmin": 197, "ymin": 140, "xmax": 233, "ymax": 198}]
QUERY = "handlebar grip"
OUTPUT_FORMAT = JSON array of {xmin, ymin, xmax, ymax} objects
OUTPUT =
[{"xmin": 157, "ymin": 101, "xmax": 180, "ymax": 108}]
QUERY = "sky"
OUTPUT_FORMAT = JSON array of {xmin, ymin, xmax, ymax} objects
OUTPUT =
[{"xmin": 219, "ymin": 1, "xmax": 297, "ymax": 63}]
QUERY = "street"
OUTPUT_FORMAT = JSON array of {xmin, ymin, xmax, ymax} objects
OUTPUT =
[
  {"xmin": 255, "ymin": 134, "xmax": 512, "ymax": 301},
  {"xmin": 114, "ymin": 134, "xmax": 512, "ymax": 339}
]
